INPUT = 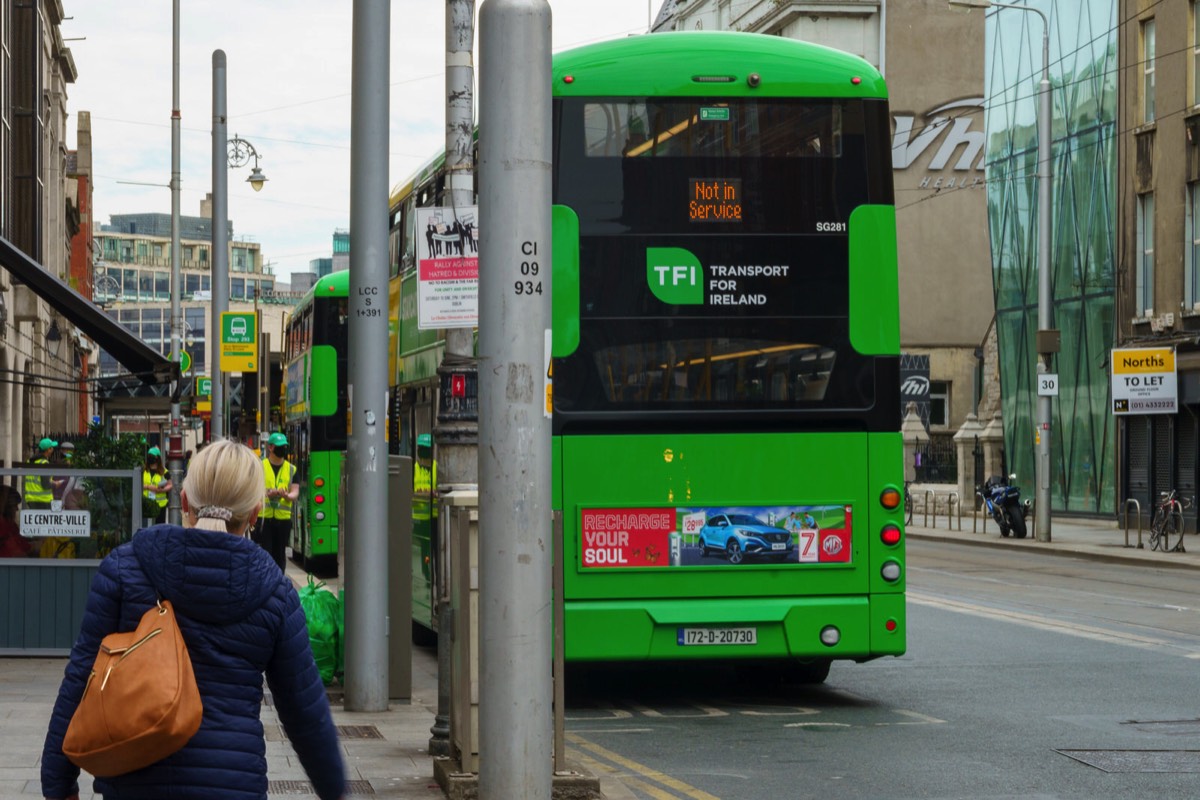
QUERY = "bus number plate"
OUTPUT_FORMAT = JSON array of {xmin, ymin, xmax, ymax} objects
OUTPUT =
[{"xmin": 677, "ymin": 627, "xmax": 757, "ymax": 646}]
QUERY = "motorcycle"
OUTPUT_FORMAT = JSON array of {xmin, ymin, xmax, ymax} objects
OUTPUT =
[{"xmin": 980, "ymin": 474, "xmax": 1031, "ymax": 539}]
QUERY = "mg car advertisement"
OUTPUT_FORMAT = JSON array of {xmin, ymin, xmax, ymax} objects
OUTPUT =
[{"xmin": 579, "ymin": 505, "xmax": 852, "ymax": 568}]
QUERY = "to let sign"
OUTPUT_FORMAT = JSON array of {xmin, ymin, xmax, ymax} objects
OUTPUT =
[
  {"xmin": 220, "ymin": 312, "xmax": 257, "ymax": 372},
  {"xmin": 20, "ymin": 509, "xmax": 91, "ymax": 538},
  {"xmin": 1111, "ymin": 347, "xmax": 1177, "ymax": 415}
]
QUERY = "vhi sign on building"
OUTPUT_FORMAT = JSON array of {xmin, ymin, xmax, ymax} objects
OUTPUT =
[{"xmin": 1111, "ymin": 347, "xmax": 1177, "ymax": 415}]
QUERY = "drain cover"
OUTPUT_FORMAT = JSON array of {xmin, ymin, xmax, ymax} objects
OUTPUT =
[
  {"xmin": 337, "ymin": 724, "xmax": 385, "ymax": 740},
  {"xmin": 269, "ymin": 779, "xmax": 375, "ymax": 795},
  {"xmin": 1057, "ymin": 749, "xmax": 1200, "ymax": 773}
]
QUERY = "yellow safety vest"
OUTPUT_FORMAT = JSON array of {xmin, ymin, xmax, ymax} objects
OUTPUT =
[
  {"xmin": 261, "ymin": 458, "xmax": 296, "ymax": 520},
  {"xmin": 24, "ymin": 458, "xmax": 52, "ymax": 504},
  {"xmin": 413, "ymin": 460, "xmax": 437, "ymax": 520},
  {"xmin": 143, "ymin": 469, "xmax": 168, "ymax": 509}
]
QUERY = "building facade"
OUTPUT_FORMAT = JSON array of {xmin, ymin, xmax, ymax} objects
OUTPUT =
[
  {"xmin": 983, "ymin": 0, "xmax": 1117, "ymax": 514},
  {"xmin": 1116, "ymin": 1, "xmax": 1200, "ymax": 521},
  {"xmin": 0, "ymin": 0, "xmax": 85, "ymax": 468},
  {"xmin": 92, "ymin": 203, "xmax": 297, "ymax": 444},
  {"xmin": 652, "ymin": 0, "xmax": 997, "ymax": 446}
]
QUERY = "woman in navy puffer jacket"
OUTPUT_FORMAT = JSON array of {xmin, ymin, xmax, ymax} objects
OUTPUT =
[{"xmin": 41, "ymin": 440, "xmax": 345, "ymax": 800}]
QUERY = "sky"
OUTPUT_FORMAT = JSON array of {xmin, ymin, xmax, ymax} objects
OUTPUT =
[{"xmin": 64, "ymin": 1, "xmax": 660, "ymax": 285}]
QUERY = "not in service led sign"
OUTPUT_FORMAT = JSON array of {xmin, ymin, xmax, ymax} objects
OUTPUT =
[{"xmin": 689, "ymin": 178, "xmax": 742, "ymax": 223}]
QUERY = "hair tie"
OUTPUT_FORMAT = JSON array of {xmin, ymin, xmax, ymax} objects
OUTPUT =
[{"xmin": 196, "ymin": 505, "xmax": 234, "ymax": 521}]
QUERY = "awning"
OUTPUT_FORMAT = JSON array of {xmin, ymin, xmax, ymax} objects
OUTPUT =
[{"xmin": 0, "ymin": 235, "xmax": 176, "ymax": 385}]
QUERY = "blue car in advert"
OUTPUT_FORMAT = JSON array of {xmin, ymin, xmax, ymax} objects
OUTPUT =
[{"xmin": 697, "ymin": 513, "xmax": 794, "ymax": 564}]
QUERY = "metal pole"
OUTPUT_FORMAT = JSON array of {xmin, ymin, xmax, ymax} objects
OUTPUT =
[
  {"xmin": 344, "ymin": 0, "xmax": 390, "ymax": 712},
  {"xmin": 211, "ymin": 51, "xmax": 228, "ymax": 441},
  {"xmin": 478, "ymin": 1, "xmax": 552, "ymax": 797},
  {"xmin": 167, "ymin": 0, "xmax": 183, "ymax": 523},
  {"xmin": 429, "ymin": 0, "xmax": 477, "ymax": 759},
  {"xmin": 1034, "ymin": 9, "xmax": 1053, "ymax": 542}
]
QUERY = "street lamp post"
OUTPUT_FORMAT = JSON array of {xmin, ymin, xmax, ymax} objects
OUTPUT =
[
  {"xmin": 210, "ymin": 52, "xmax": 267, "ymax": 441},
  {"xmin": 949, "ymin": 0, "xmax": 1056, "ymax": 541}
]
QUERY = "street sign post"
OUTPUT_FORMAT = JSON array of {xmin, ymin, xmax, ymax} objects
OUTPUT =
[
  {"xmin": 179, "ymin": 350, "xmax": 192, "ymax": 375},
  {"xmin": 219, "ymin": 312, "xmax": 257, "ymax": 372}
]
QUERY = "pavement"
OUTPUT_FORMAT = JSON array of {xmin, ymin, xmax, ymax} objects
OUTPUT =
[
  {"xmin": 905, "ymin": 506, "xmax": 1200, "ymax": 570},
  {"xmin": 5, "ymin": 518, "xmax": 1197, "ymax": 799}
]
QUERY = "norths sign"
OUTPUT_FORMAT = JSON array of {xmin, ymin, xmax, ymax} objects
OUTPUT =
[{"xmin": 1111, "ymin": 347, "xmax": 1177, "ymax": 415}]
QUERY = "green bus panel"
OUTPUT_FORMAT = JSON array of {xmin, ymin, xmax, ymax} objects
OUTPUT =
[
  {"xmin": 304, "ymin": 450, "xmax": 341, "ymax": 559},
  {"xmin": 556, "ymin": 431, "xmax": 905, "ymax": 662}
]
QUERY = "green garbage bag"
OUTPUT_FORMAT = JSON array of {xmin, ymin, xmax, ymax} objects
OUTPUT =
[
  {"xmin": 297, "ymin": 576, "xmax": 340, "ymax": 685},
  {"xmin": 335, "ymin": 587, "xmax": 345, "ymax": 682}
]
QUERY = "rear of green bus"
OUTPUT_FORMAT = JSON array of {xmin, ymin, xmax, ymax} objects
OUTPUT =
[
  {"xmin": 551, "ymin": 32, "xmax": 903, "ymax": 677},
  {"xmin": 284, "ymin": 272, "xmax": 349, "ymax": 575}
]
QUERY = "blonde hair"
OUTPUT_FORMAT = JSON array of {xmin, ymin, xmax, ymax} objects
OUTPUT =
[{"xmin": 181, "ymin": 439, "xmax": 264, "ymax": 533}]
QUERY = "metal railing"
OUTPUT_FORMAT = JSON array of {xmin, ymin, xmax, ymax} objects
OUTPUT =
[
  {"xmin": 918, "ymin": 489, "xmax": 962, "ymax": 530},
  {"xmin": 1121, "ymin": 498, "xmax": 1143, "ymax": 549}
]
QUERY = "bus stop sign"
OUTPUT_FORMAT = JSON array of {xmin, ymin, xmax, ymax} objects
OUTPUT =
[{"xmin": 220, "ymin": 312, "xmax": 257, "ymax": 372}]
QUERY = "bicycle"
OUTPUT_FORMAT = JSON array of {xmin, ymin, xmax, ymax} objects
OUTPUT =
[{"xmin": 1148, "ymin": 489, "xmax": 1191, "ymax": 553}]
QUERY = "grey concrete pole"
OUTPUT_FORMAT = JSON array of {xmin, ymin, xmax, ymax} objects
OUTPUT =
[
  {"xmin": 211, "ymin": 51, "xmax": 228, "ymax": 441},
  {"xmin": 1033, "ymin": 9, "xmax": 1053, "ymax": 542},
  {"xmin": 167, "ymin": 0, "xmax": 183, "ymax": 523},
  {"xmin": 428, "ymin": 0, "xmax": 477, "ymax": 759},
  {"xmin": 478, "ymin": 1, "xmax": 553, "ymax": 797},
  {"xmin": 343, "ymin": 0, "xmax": 390, "ymax": 712}
]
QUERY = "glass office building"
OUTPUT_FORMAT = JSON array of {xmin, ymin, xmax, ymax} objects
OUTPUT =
[{"xmin": 983, "ymin": 0, "xmax": 1117, "ymax": 513}]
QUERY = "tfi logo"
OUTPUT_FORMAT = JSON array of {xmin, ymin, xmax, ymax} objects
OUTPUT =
[
  {"xmin": 901, "ymin": 376, "xmax": 930, "ymax": 396},
  {"xmin": 647, "ymin": 247, "xmax": 704, "ymax": 305}
]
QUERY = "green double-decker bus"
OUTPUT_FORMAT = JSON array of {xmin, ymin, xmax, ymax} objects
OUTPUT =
[
  {"xmin": 283, "ymin": 271, "xmax": 349, "ymax": 575},
  {"xmin": 389, "ymin": 31, "xmax": 905, "ymax": 681}
]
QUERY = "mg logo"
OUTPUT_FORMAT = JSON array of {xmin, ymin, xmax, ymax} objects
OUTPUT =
[{"xmin": 821, "ymin": 535, "xmax": 844, "ymax": 557}]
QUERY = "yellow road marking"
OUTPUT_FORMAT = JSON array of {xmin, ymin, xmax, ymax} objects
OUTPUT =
[{"xmin": 567, "ymin": 732, "xmax": 722, "ymax": 800}]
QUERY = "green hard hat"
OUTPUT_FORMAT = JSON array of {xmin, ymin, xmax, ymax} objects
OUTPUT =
[
  {"xmin": 38, "ymin": 437, "xmax": 58, "ymax": 451},
  {"xmin": 417, "ymin": 433, "xmax": 432, "ymax": 448},
  {"xmin": 147, "ymin": 447, "xmax": 162, "ymax": 458},
  {"xmin": 268, "ymin": 432, "xmax": 289, "ymax": 447}
]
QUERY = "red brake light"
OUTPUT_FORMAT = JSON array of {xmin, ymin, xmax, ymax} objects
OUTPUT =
[
  {"xmin": 880, "ymin": 488, "xmax": 901, "ymax": 510},
  {"xmin": 563, "ymin": 75, "xmax": 574, "ymax": 84},
  {"xmin": 315, "ymin": 494, "xmax": 325, "ymax": 505},
  {"xmin": 885, "ymin": 618, "xmax": 898, "ymax": 632},
  {"xmin": 881, "ymin": 525, "xmax": 901, "ymax": 546}
]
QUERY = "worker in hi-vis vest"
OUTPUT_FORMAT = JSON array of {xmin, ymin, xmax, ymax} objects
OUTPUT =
[
  {"xmin": 25, "ymin": 437, "xmax": 62, "ymax": 510},
  {"xmin": 255, "ymin": 432, "xmax": 299, "ymax": 571},
  {"xmin": 412, "ymin": 433, "xmax": 437, "ymax": 580},
  {"xmin": 142, "ymin": 447, "xmax": 172, "ymax": 524}
]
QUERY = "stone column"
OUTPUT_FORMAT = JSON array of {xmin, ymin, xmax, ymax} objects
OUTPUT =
[
  {"xmin": 953, "ymin": 413, "xmax": 985, "ymax": 509},
  {"xmin": 900, "ymin": 401, "xmax": 929, "ymax": 483},
  {"xmin": 980, "ymin": 411, "xmax": 1006, "ymax": 484}
]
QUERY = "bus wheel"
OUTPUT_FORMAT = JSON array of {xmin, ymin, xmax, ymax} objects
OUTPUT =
[
  {"xmin": 412, "ymin": 620, "xmax": 437, "ymax": 648},
  {"xmin": 794, "ymin": 658, "xmax": 831, "ymax": 684},
  {"xmin": 726, "ymin": 540, "xmax": 744, "ymax": 564}
]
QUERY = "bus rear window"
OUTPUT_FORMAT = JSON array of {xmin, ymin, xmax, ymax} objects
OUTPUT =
[{"xmin": 583, "ymin": 100, "xmax": 843, "ymax": 159}]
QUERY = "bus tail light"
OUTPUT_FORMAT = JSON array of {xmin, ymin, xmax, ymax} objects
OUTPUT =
[
  {"xmin": 315, "ymin": 494, "xmax": 326, "ymax": 505},
  {"xmin": 881, "ymin": 560, "xmax": 902, "ymax": 582},
  {"xmin": 820, "ymin": 626, "xmax": 840, "ymax": 646},
  {"xmin": 315, "ymin": 511, "xmax": 326, "ymax": 521},
  {"xmin": 880, "ymin": 525, "xmax": 901, "ymax": 546},
  {"xmin": 314, "ymin": 477, "xmax": 325, "ymax": 488},
  {"xmin": 879, "ymin": 487, "xmax": 901, "ymax": 510},
  {"xmin": 885, "ymin": 618, "xmax": 898, "ymax": 632}
]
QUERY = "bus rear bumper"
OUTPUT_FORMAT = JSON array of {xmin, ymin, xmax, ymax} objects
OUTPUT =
[{"xmin": 564, "ymin": 594, "xmax": 905, "ymax": 661}]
